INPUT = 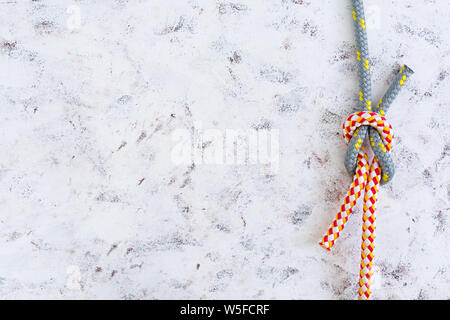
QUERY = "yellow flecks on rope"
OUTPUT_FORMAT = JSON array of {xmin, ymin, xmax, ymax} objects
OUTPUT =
[
  {"xmin": 376, "ymin": 98, "xmax": 383, "ymax": 109},
  {"xmin": 360, "ymin": 18, "xmax": 366, "ymax": 29},
  {"xmin": 370, "ymin": 137, "xmax": 375, "ymax": 147},
  {"xmin": 383, "ymin": 173, "xmax": 389, "ymax": 182},
  {"xmin": 400, "ymin": 74, "xmax": 407, "ymax": 86},
  {"xmin": 352, "ymin": 10, "xmax": 357, "ymax": 21},
  {"xmin": 366, "ymin": 100, "xmax": 372, "ymax": 110},
  {"xmin": 360, "ymin": 91, "xmax": 364, "ymax": 102},
  {"xmin": 357, "ymin": 51, "xmax": 361, "ymax": 61},
  {"xmin": 355, "ymin": 137, "xmax": 363, "ymax": 150},
  {"xmin": 378, "ymin": 142, "xmax": 387, "ymax": 153},
  {"xmin": 399, "ymin": 66, "xmax": 407, "ymax": 85},
  {"xmin": 364, "ymin": 59, "xmax": 370, "ymax": 70}
]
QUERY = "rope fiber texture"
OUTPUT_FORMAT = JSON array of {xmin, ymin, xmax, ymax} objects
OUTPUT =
[{"xmin": 319, "ymin": 0, "xmax": 413, "ymax": 300}]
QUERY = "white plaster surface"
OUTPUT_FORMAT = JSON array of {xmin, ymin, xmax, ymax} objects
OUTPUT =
[{"xmin": 0, "ymin": 0, "xmax": 449, "ymax": 299}]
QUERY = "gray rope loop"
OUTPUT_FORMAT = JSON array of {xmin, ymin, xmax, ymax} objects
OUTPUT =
[{"xmin": 344, "ymin": 0, "xmax": 414, "ymax": 184}]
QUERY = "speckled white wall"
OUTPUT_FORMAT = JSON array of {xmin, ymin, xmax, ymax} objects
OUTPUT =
[{"xmin": 0, "ymin": 0, "xmax": 448, "ymax": 299}]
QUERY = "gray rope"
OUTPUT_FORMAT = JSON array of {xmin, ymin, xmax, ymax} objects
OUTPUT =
[
  {"xmin": 343, "ymin": 0, "xmax": 413, "ymax": 184},
  {"xmin": 369, "ymin": 65, "xmax": 414, "ymax": 184}
]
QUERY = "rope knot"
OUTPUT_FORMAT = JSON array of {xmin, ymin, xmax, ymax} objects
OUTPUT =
[
  {"xmin": 343, "ymin": 111, "xmax": 394, "ymax": 152},
  {"xmin": 320, "ymin": 111, "xmax": 397, "ymax": 299},
  {"xmin": 319, "ymin": 0, "xmax": 413, "ymax": 300}
]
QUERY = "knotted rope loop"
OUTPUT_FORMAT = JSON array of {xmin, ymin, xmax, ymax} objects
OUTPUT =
[
  {"xmin": 343, "ymin": 111, "xmax": 394, "ymax": 152},
  {"xmin": 318, "ymin": 0, "xmax": 414, "ymax": 301}
]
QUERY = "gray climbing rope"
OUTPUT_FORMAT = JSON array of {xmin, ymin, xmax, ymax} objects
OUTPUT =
[
  {"xmin": 319, "ymin": 0, "xmax": 414, "ymax": 300},
  {"xmin": 344, "ymin": 0, "xmax": 413, "ymax": 184}
]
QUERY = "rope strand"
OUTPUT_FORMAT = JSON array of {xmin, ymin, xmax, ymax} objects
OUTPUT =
[{"xmin": 319, "ymin": 0, "xmax": 413, "ymax": 300}]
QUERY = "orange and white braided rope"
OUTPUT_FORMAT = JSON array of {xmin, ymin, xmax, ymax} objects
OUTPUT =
[{"xmin": 319, "ymin": 111, "xmax": 393, "ymax": 300}]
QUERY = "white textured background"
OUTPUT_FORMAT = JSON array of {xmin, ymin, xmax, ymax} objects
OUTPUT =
[{"xmin": 0, "ymin": 0, "xmax": 449, "ymax": 299}]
